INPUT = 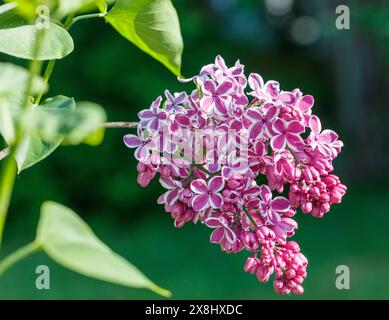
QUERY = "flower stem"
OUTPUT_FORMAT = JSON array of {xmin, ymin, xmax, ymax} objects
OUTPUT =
[
  {"xmin": 243, "ymin": 207, "xmax": 259, "ymax": 230},
  {"xmin": 192, "ymin": 163, "xmax": 212, "ymax": 176},
  {"xmin": 71, "ymin": 12, "xmax": 106, "ymax": 26},
  {"xmin": 103, "ymin": 122, "xmax": 138, "ymax": 129},
  {"xmin": 34, "ymin": 13, "xmax": 75, "ymax": 106},
  {"xmin": 0, "ymin": 156, "xmax": 17, "ymax": 249},
  {"xmin": 34, "ymin": 59, "xmax": 56, "ymax": 105},
  {"xmin": 0, "ymin": 241, "xmax": 41, "ymax": 276},
  {"xmin": 0, "ymin": 30, "xmax": 44, "ymax": 251}
]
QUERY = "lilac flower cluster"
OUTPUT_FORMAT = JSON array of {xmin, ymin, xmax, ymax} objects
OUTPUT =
[{"xmin": 124, "ymin": 56, "xmax": 347, "ymax": 295}]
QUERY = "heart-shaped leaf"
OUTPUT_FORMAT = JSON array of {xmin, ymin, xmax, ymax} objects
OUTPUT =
[
  {"xmin": 0, "ymin": 63, "xmax": 45, "ymax": 145},
  {"xmin": 106, "ymin": 0, "xmax": 183, "ymax": 76},
  {"xmin": 15, "ymin": 132, "xmax": 63, "ymax": 172},
  {"xmin": 24, "ymin": 98, "xmax": 107, "ymax": 145},
  {"xmin": 16, "ymin": 96, "xmax": 107, "ymax": 172},
  {"xmin": 0, "ymin": 62, "xmax": 46, "ymax": 97},
  {"xmin": 15, "ymin": 96, "xmax": 75, "ymax": 172},
  {"xmin": 0, "ymin": 22, "xmax": 74, "ymax": 60},
  {"xmin": 36, "ymin": 201, "xmax": 171, "ymax": 297},
  {"xmin": 60, "ymin": 101, "xmax": 107, "ymax": 145}
]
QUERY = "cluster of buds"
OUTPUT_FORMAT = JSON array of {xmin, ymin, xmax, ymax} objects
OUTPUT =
[{"xmin": 124, "ymin": 56, "xmax": 346, "ymax": 294}]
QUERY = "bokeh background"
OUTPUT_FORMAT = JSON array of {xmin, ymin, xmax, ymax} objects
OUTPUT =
[{"xmin": 1, "ymin": 0, "xmax": 389, "ymax": 299}]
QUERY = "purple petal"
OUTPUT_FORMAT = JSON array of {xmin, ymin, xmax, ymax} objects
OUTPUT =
[
  {"xmin": 265, "ymin": 81, "xmax": 280, "ymax": 99},
  {"xmin": 164, "ymin": 89, "xmax": 174, "ymax": 102},
  {"xmin": 138, "ymin": 110, "xmax": 155, "ymax": 119},
  {"xmin": 175, "ymin": 115, "xmax": 190, "ymax": 126},
  {"xmin": 271, "ymin": 197, "xmax": 290, "ymax": 212},
  {"xmin": 287, "ymin": 121, "xmax": 305, "ymax": 134},
  {"xmin": 205, "ymin": 217, "xmax": 223, "ymax": 228},
  {"xmin": 298, "ymin": 95, "xmax": 314, "ymax": 113},
  {"xmin": 123, "ymin": 134, "xmax": 142, "ymax": 148},
  {"xmin": 264, "ymin": 105, "xmax": 279, "ymax": 121},
  {"xmin": 209, "ymin": 176, "xmax": 225, "ymax": 192},
  {"xmin": 151, "ymin": 96, "xmax": 162, "ymax": 111},
  {"xmin": 166, "ymin": 189, "xmax": 179, "ymax": 206},
  {"xmin": 200, "ymin": 96, "xmax": 214, "ymax": 114},
  {"xmin": 233, "ymin": 94, "xmax": 249, "ymax": 106},
  {"xmin": 148, "ymin": 118, "xmax": 159, "ymax": 131},
  {"xmin": 157, "ymin": 193, "xmax": 166, "ymax": 204},
  {"xmin": 259, "ymin": 184, "xmax": 272, "ymax": 203},
  {"xmin": 224, "ymin": 227, "xmax": 237, "ymax": 244},
  {"xmin": 278, "ymin": 91, "xmax": 295, "ymax": 105},
  {"xmin": 190, "ymin": 179, "xmax": 208, "ymax": 194},
  {"xmin": 134, "ymin": 145, "xmax": 149, "ymax": 162},
  {"xmin": 192, "ymin": 194, "xmax": 210, "ymax": 212},
  {"xmin": 286, "ymin": 134, "xmax": 304, "ymax": 151},
  {"xmin": 254, "ymin": 141, "xmax": 265, "ymax": 157},
  {"xmin": 216, "ymin": 81, "xmax": 233, "ymax": 95},
  {"xmin": 208, "ymin": 163, "xmax": 220, "ymax": 173},
  {"xmin": 157, "ymin": 110, "xmax": 168, "ymax": 120},
  {"xmin": 215, "ymin": 55, "xmax": 227, "ymax": 70},
  {"xmin": 249, "ymin": 122, "xmax": 264, "ymax": 140},
  {"xmin": 214, "ymin": 97, "xmax": 228, "ymax": 115},
  {"xmin": 159, "ymin": 177, "xmax": 175, "ymax": 189},
  {"xmin": 210, "ymin": 228, "xmax": 224, "ymax": 243},
  {"xmin": 243, "ymin": 186, "xmax": 260, "ymax": 197},
  {"xmin": 309, "ymin": 115, "xmax": 321, "ymax": 136},
  {"xmin": 248, "ymin": 73, "xmax": 264, "ymax": 91},
  {"xmin": 271, "ymin": 135, "xmax": 286, "ymax": 151},
  {"xmin": 175, "ymin": 92, "xmax": 187, "ymax": 103},
  {"xmin": 210, "ymin": 193, "xmax": 223, "ymax": 209},
  {"xmin": 272, "ymin": 118, "xmax": 286, "ymax": 134},
  {"xmin": 246, "ymin": 108, "xmax": 263, "ymax": 122},
  {"xmin": 203, "ymin": 80, "xmax": 217, "ymax": 94}
]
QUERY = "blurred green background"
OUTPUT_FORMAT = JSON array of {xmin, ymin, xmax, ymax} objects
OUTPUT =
[{"xmin": 1, "ymin": 0, "xmax": 389, "ymax": 299}]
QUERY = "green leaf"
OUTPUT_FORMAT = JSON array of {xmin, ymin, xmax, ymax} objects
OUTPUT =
[
  {"xmin": 0, "ymin": 62, "xmax": 46, "ymax": 97},
  {"xmin": 62, "ymin": 101, "xmax": 107, "ymax": 145},
  {"xmin": 37, "ymin": 201, "xmax": 171, "ymax": 297},
  {"xmin": 15, "ymin": 132, "xmax": 62, "ymax": 172},
  {"xmin": 0, "ymin": 63, "xmax": 45, "ymax": 145},
  {"xmin": 0, "ymin": 98, "xmax": 15, "ymax": 145},
  {"xmin": 0, "ymin": 2, "xmax": 17, "ymax": 15},
  {"xmin": 3, "ymin": 0, "xmax": 57, "ymax": 19},
  {"xmin": 56, "ymin": 0, "xmax": 100, "ymax": 17},
  {"xmin": 15, "ymin": 96, "xmax": 107, "ymax": 172},
  {"xmin": 15, "ymin": 96, "xmax": 75, "ymax": 172},
  {"xmin": 106, "ymin": 0, "xmax": 183, "ymax": 76},
  {"xmin": 24, "ymin": 98, "xmax": 107, "ymax": 145},
  {"xmin": 0, "ymin": 22, "xmax": 74, "ymax": 60}
]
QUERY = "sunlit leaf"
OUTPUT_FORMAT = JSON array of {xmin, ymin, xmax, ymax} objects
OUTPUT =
[
  {"xmin": 15, "ymin": 132, "xmax": 62, "ymax": 172},
  {"xmin": 0, "ymin": 22, "xmax": 74, "ymax": 60},
  {"xmin": 15, "ymin": 96, "xmax": 75, "ymax": 172},
  {"xmin": 3, "ymin": 0, "xmax": 57, "ymax": 20},
  {"xmin": 36, "ymin": 201, "xmax": 171, "ymax": 297},
  {"xmin": 0, "ymin": 98, "xmax": 15, "ymax": 145},
  {"xmin": 0, "ymin": 62, "xmax": 46, "ymax": 97},
  {"xmin": 56, "ymin": 0, "xmax": 99, "ymax": 17},
  {"xmin": 0, "ymin": 2, "xmax": 17, "ymax": 15},
  {"xmin": 0, "ymin": 63, "xmax": 46, "ymax": 145},
  {"xmin": 24, "ymin": 98, "xmax": 107, "ymax": 145},
  {"xmin": 61, "ymin": 101, "xmax": 106, "ymax": 145},
  {"xmin": 106, "ymin": 0, "xmax": 183, "ymax": 76}
]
